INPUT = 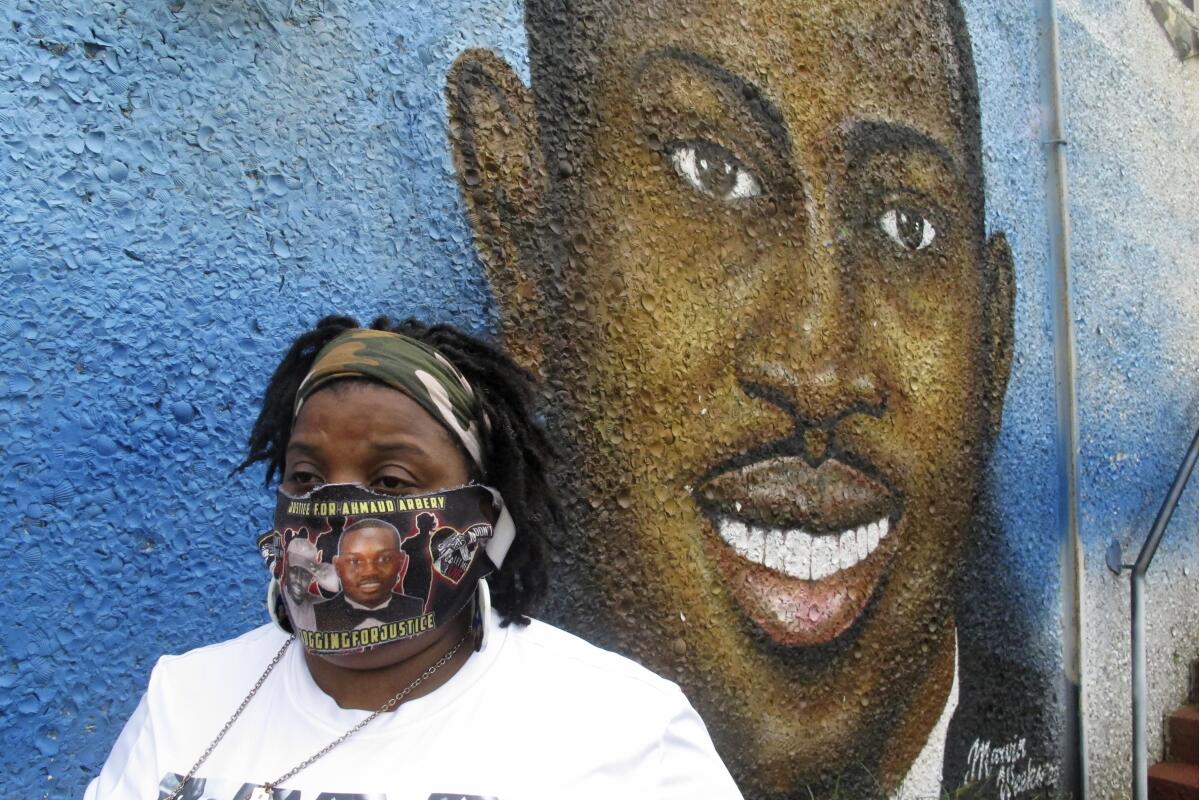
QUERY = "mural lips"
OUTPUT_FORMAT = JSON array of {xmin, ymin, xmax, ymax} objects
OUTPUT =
[{"xmin": 697, "ymin": 456, "xmax": 901, "ymax": 646}]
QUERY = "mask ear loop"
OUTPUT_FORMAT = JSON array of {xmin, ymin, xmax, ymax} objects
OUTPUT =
[
  {"xmin": 266, "ymin": 579, "xmax": 295, "ymax": 634},
  {"xmin": 472, "ymin": 578, "xmax": 491, "ymax": 652}
]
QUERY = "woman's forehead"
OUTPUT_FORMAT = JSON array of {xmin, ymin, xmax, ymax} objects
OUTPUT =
[{"xmin": 290, "ymin": 382, "xmax": 456, "ymax": 447}]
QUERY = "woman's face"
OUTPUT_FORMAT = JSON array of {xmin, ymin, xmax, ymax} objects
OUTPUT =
[{"xmin": 282, "ymin": 381, "xmax": 473, "ymax": 668}]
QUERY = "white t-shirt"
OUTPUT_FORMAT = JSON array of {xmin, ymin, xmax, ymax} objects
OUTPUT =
[{"xmin": 85, "ymin": 612, "xmax": 743, "ymax": 800}]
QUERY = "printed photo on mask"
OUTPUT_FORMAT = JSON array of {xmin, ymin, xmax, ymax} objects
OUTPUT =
[{"xmin": 261, "ymin": 483, "xmax": 509, "ymax": 654}]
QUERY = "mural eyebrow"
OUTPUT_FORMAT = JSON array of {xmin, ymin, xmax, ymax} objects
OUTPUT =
[
  {"xmin": 846, "ymin": 120, "xmax": 959, "ymax": 174},
  {"xmin": 636, "ymin": 47, "xmax": 792, "ymax": 162}
]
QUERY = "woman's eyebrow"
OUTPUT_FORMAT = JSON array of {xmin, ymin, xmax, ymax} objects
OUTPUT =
[
  {"xmin": 368, "ymin": 439, "xmax": 428, "ymax": 457},
  {"xmin": 635, "ymin": 47, "xmax": 791, "ymax": 162},
  {"xmin": 287, "ymin": 439, "xmax": 428, "ymax": 456}
]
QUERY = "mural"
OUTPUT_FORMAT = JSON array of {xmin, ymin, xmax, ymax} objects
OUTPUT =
[
  {"xmin": 0, "ymin": 0, "xmax": 1194, "ymax": 798},
  {"xmin": 446, "ymin": 2, "xmax": 1045, "ymax": 798}
]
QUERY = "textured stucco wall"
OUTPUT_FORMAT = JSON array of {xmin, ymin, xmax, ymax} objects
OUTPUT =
[
  {"xmin": 0, "ymin": 1, "xmax": 1194, "ymax": 798},
  {"xmin": 1054, "ymin": 1, "xmax": 1199, "ymax": 798}
]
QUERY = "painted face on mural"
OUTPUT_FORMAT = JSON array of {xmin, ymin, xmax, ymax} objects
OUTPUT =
[{"xmin": 450, "ymin": 0, "xmax": 1014, "ymax": 795}]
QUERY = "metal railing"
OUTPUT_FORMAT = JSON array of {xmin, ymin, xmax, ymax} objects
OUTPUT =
[{"xmin": 1106, "ymin": 429, "xmax": 1199, "ymax": 800}]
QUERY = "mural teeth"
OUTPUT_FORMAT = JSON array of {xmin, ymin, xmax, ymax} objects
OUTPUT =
[
  {"xmin": 855, "ymin": 525, "xmax": 870, "ymax": 560},
  {"xmin": 839, "ymin": 530, "xmax": 858, "ymax": 570},
  {"xmin": 811, "ymin": 535, "xmax": 839, "ymax": 580},
  {"xmin": 720, "ymin": 515, "xmax": 891, "ymax": 578},
  {"xmin": 764, "ymin": 527, "xmax": 786, "ymax": 571},
  {"xmin": 745, "ymin": 526, "xmax": 765, "ymax": 563},
  {"xmin": 718, "ymin": 518, "xmax": 768, "ymax": 564},
  {"xmin": 720, "ymin": 518, "xmax": 750, "ymax": 557},
  {"xmin": 879, "ymin": 517, "xmax": 891, "ymax": 539},
  {"xmin": 783, "ymin": 530, "xmax": 811, "ymax": 580}
]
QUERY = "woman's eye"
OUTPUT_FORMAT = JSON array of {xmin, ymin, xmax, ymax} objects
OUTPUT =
[
  {"xmin": 879, "ymin": 207, "xmax": 936, "ymax": 251},
  {"xmin": 285, "ymin": 470, "xmax": 322, "ymax": 491},
  {"xmin": 372, "ymin": 475, "xmax": 415, "ymax": 495},
  {"xmin": 668, "ymin": 140, "xmax": 763, "ymax": 202}
]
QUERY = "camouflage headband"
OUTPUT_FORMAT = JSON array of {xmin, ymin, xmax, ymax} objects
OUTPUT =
[{"xmin": 294, "ymin": 329, "xmax": 485, "ymax": 469}]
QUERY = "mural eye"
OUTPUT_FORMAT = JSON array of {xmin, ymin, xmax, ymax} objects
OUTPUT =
[
  {"xmin": 879, "ymin": 207, "xmax": 936, "ymax": 251},
  {"xmin": 668, "ymin": 140, "xmax": 762, "ymax": 202}
]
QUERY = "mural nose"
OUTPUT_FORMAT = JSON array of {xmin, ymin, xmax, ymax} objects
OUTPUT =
[{"xmin": 737, "ymin": 308, "xmax": 885, "ymax": 429}]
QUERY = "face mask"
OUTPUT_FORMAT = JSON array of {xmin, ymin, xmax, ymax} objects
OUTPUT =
[{"xmin": 258, "ymin": 483, "xmax": 514, "ymax": 654}]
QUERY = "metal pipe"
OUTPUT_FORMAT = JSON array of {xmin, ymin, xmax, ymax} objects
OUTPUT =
[
  {"xmin": 1131, "ymin": 431, "xmax": 1199, "ymax": 573},
  {"xmin": 1038, "ymin": 0, "xmax": 1087, "ymax": 794},
  {"xmin": 1130, "ymin": 430, "xmax": 1199, "ymax": 800}
]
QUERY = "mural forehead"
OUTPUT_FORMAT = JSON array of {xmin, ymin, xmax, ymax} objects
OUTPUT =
[{"xmin": 590, "ymin": 0, "xmax": 967, "ymax": 117}]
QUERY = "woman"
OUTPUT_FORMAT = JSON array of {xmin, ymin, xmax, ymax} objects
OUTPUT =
[{"xmin": 86, "ymin": 315, "xmax": 742, "ymax": 800}]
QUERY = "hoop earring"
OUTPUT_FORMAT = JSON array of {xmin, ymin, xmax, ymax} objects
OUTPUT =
[
  {"xmin": 266, "ymin": 579, "xmax": 294, "ymax": 634},
  {"xmin": 472, "ymin": 578, "xmax": 491, "ymax": 652}
]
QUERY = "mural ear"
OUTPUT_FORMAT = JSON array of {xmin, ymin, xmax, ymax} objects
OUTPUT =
[
  {"xmin": 447, "ymin": 49, "xmax": 548, "ymax": 374},
  {"xmin": 985, "ymin": 231, "xmax": 1016, "ymax": 436}
]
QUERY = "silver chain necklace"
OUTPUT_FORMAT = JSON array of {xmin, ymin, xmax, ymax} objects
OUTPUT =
[{"xmin": 165, "ymin": 632, "xmax": 469, "ymax": 800}]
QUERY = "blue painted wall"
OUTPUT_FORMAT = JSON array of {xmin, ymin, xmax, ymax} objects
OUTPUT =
[{"xmin": 0, "ymin": 1, "xmax": 1193, "ymax": 797}]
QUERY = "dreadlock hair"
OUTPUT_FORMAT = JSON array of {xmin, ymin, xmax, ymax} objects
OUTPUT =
[{"xmin": 240, "ymin": 314, "xmax": 562, "ymax": 626}]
